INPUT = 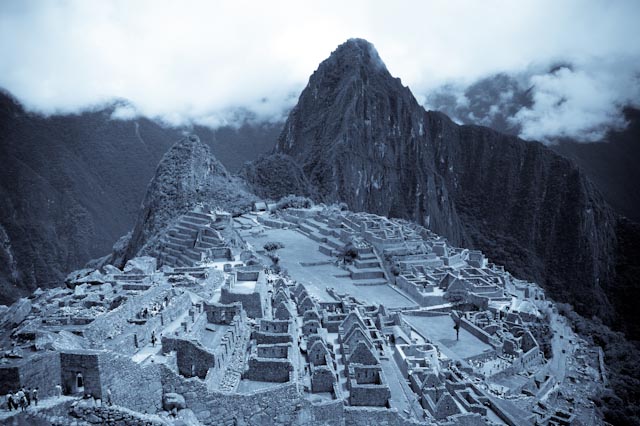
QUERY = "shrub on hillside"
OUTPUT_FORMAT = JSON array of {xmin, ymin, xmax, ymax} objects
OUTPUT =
[
  {"xmin": 276, "ymin": 195, "xmax": 313, "ymax": 210},
  {"xmin": 263, "ymin": 241, "xmax": 284, "ymax": 252}
]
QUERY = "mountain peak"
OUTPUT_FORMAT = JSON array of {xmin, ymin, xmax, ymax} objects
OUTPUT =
[{"xmin": 324, "ymin": 38, "xmax": 388, "ymax": 73}]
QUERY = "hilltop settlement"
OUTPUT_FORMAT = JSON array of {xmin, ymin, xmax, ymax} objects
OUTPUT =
[{"xmin": 0, "ymin": 201, "xmax": 605, "ymax": 425}]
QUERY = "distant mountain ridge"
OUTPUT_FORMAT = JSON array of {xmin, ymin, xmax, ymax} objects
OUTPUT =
[
  {"xmin": 244, "ymin": 38, "xmax": 635, "ymax": 337},
  {"xmin": 0, "ymin": 91, "xmax": 277, "ymax": 304},
  {"xmin": 427, "ymin": 73, "xmax": 640, "ymax": 223}
]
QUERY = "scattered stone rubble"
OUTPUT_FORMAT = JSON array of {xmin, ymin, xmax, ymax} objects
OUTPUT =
[{"xmin": 0, "ymin": 205, "xmax": 606, "ymax": 425}]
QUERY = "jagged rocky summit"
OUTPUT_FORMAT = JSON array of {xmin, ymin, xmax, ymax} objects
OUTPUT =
[
  {"xmin": 243, "ymin": 38, "xmax": 621, "ymax": 327},
  {"xmin": 112, "ymin": 134, "xmax": 257, "ymax": 267}
]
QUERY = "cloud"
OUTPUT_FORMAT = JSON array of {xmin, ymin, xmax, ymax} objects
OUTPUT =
[
  {"xmin": 1, "ymin": 0, "xmax": 639, "ymax": 135},
  {"xmin": 511, "ymin": 59, "xmax": 640, "ymax": 142}
]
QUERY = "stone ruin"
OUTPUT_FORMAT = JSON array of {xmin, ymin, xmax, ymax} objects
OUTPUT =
[{"xmin": 0, "ymin": 206, "xmax": 606, "ymax": 425}]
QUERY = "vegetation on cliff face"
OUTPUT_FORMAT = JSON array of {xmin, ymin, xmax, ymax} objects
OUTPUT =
[
  {"xmin": 117, "ymin": 134, "xmax": 257, "ymax": 266},
  {"xmin": 249, "ymin": 38, "xmax": 622, "ymax": 330}
]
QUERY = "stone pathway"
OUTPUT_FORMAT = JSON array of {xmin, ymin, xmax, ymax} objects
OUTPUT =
[{"xmin": 0, "ymin": 395, "xmax": 80, "ymax": 424}]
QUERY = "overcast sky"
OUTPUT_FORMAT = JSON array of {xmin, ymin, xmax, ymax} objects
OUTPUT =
[{"xmin": 1, "ymin": 0, "xmax": 639, "ymax": 141}]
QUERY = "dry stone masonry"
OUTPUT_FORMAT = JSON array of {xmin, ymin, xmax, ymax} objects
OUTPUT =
[{"xmin": 0, "ymin": 204, "xmax": 605, "ymax": 425}]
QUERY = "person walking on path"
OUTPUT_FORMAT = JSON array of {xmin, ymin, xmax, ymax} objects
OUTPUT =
[
  {"xmin": 24, "ymin": 388, "xmax": 31, "ymax": 406},
  {"xmin": 55, "ymin": 384, "xmax": 62, "ymax": 397},
  {"xmin": 6, "ymin": 391, "xmax": 14, "ymax": 411},
  {"xmin": 151, "ymin": 331, "xmax": 157, "ymax": 347},
  {"xmin": 106, "ymin": 388, "xmax": 112, "ymax": 406},
  {"xmin": 32, "ymin": 388, "xmax": 38, "ymax": 406},
  {"xmin": 17, "ymin": 389, "xmax": 26, "ymax": 411}
]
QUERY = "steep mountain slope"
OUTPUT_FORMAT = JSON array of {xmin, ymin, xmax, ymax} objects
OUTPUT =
[
  {"xmin": 427, "ymin": 74, "xmax": 640, "ymax": 223},
  {"xmin": 239, "ymin": 153, "xmax": 317, "ymax": 200},
  {"xmin": 272, "ymin": 40, "xmax": 467, "ymax": 245},
  {"xmin": 551, "ymin": 108, "xmax": 640, "ymax": 222},
  {"xmin": 0, "ymin": 93, "xmax": 181, "ymax": 304},
  {"xmin": 116, "ymin": 134, "xmax": 257, "ymax": 265},
  {"xmin": 0, "ymin": 92, "xmax": 279, "ymax": 305},
  {"xmin": 247, "ymin": 38, "xmax": 622, "ymax": 326}
]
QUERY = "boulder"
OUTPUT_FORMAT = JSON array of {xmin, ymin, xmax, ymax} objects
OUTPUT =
[
  {"xmin": 124, "ymin": 256, "xmax": 157, "ymax": 275},
  {"xmin": 0, "ymin": 298, "xmax": 32, "ymax": 327},
  {"xmin": 163, "ymin": 392, "xmax": 186, "ymax": 411},
  {"xmin": 103, "ymin": 264, "xmax": 121, "ymax": 275}
]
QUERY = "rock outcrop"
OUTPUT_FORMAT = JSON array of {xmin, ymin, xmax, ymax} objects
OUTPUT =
[
  {"xmin": 118, "ymin": 134, "xmax": 257, "ymax": 265},
  {"xmin": 246, "ymin": 38, "xmax": 622, "ymax": 324},
  {"xmin": 239, "ymin": 153, "xmax": 317, "ymax": 200}
]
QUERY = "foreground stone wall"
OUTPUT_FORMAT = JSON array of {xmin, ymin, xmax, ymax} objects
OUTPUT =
[
  {"xmin": 20, "ymin": 351, "xmax": 61, "ymax": 397},
  {"xmin": 60, "ymin": 351, "xmax": 102, "ymax": 397},
  {"xmin": 99, "ymin": 352, "xmax": 163, "ymax": 413},
  {"xmin": 159, "ymin": 365, "xmax": 481, "ymax": 426},
  {"xmin": 344, "ymin": 407, "xmax": 427, "ymax": 426}
]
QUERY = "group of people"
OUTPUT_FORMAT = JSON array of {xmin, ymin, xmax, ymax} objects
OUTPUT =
[{"xmin": 5, "ymin": 387, "xmax": 38, "ymax": 411}]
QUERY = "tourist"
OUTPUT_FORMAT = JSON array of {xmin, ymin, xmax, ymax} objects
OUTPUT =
[
  {"xmin": 17, "ymin": 389, "xmax": 26, "ymax": 411},
  {"xmin": 55, "ymin": 383, "xmax": 62, "ymax": 397},
  {"xmin": 106, "ymin": 388, "xmax": 112, "ymax": 406},
  {"xmin": 24, "ymin": 387, "xmax": 31, "ymax": 406},
  {"xmin": 32, "ymin": 388, "xmax": 38, "ymax": 406},
  {"xmin": 151, "ymin": 331, "xmax": 157, "ymax": 347},
  {"xmin": 6, "ymin": 391, "xmax": 14, "ymax": 411}
]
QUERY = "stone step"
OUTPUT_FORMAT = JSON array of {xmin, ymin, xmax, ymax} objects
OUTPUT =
[
  {"xmin": 325, "ymin": 236, "xmax": 344, "ymax": 250},
  {"xmin": 182, "ymin": 214, "xmax": 212, "ymax": 225},
  {"xmin": 357, "ymin": 246, "xmax": 374, "ymax": 255},
  {"xmin": 183, "ymin": 249, "xmax": 203, "ymax": 262},
  {"xmin": 163, "ymin": 254, "xmax": 178, "ymax": 267},
  {"xmin": 354, "ymin": 259, "xmax": 380, "ymax": 269},
  {"xmin": 178, "ymin": 220, "xmax": 204, "ymax": 232},
  {"xmin": 172, "ymin": 266, "xmax": 208, "ymax": 273},
  {"xmin": 299, "ymin": 223, "xmax": 316, "ymax": 235},
  {"xmin": 113, "ymin": 274, "xmax": 148, "ymax": 281},
  {"xmin": 165, "ymin": 240, "xmax": 189, "ymax": 251},
  {"xmin": 352, "ymin": 279, "xmax": 389, "ymax": 286},
  {"xmin": 185, "ymin": 211, "xmax": 215, "ymax": 221},
  {"xmin": 201, "ymin": 235, "xmax": 222, "ymax": 245},
  {"xmin": 174, "ymin": 225, "xmax": 199, "ymax": 237},
  {"xmin": 319, "ymin": 245, "xmax": 335, "ymax": 256},
  {"xmin": 347, "ymin": 266, "xmax": 385, "ymax": 280},
  {"xmin": 169, "ymin": 230, "xmax": 196, "ymax": 243},
  {"xmin": 307, "ymin": 231, "xmax": 327, "ymax": 244},
  {"xmin": 195, "ymin": 241, "xmax": 216, "ymax": 250}
]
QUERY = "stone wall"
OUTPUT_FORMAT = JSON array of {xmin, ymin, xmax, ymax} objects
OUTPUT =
[
  {"xmin": 172, "ymin": 338, "xmax": 215, "ymax": 379},
  {"xmin": 60, "ymin": 351, "xmax": 102, "ymax": 397},
  {"xmin": 98, "ymin": 352, "xmax": 163, "ymax": 413},
  {"xmin": 85, "ymin": 285, "xmax": 191, "ymax": 356},
  {"xmin": 253, "ymin": 331, "xmax": 293, "ymax": 344},
  {"xmin": 160, "ymin": 366, "xmax": 312, "ymax": 425},
  {"xmin": 244, "ymin": 358, "xmax": 293, "ymax": 382},
  {"xmin": 349, "ymin": 384, "xmax": 390, "ymax": 407},
  {"xmin": 70, "ymin": 402, "xmax": 166, "ymax": 426},
  {"xmin": 19, "ymin": 351, "xmax": 62, "ymax": 397},
  {"xmin": 344, "ymin": 407, "xmax": 425, "ymax": 426},
  {"xmin": 220, "ymin": 287, "xmax": 264, "ymax": 318},
  {"xmin": 311, "ymin": 366, "xmax": 336, "ymax": 393},
  {"xmin": 396, "ymin": 276, "xmax": 444, "ymax": 307},
  {"xmin": 204, "ymin": 301, "xmax": 243, "ymax": 325}
]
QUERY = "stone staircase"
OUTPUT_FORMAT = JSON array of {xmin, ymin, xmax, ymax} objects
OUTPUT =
[
  {"xmin": 297, "ymin": 216, "xmax": 389, "ymax": 286},
  {"xmin": 347, "ymin": 247, "xmax": 388, "ymax": 286},
  {"xmin": 150, "ymin": 210, "xmax": 232, "ymax": 268}
]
